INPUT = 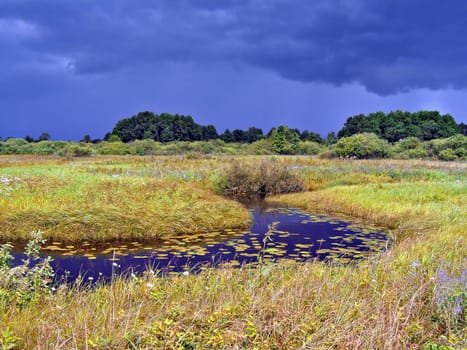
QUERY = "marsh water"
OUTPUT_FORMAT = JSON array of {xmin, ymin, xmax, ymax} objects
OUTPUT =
[{"xmin": 10, "ymin": 204, "xmax": 388, "ymax": 282}]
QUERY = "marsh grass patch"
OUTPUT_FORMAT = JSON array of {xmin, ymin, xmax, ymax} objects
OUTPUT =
[{"xmin": 220, "ymin": 159, "xmax": 305, "ymax": 200}]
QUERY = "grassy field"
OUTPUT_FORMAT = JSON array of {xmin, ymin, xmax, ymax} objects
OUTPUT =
[
  {"xmin": 0, "ymin": 155, "xmax": 466, "ymax": 349},
  {"xmin": 0, "ymin": 155, "xmax": 250, "ymax": 242}
]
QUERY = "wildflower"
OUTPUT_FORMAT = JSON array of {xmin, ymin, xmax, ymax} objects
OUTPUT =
[
  {"xmin": 146, "ymin": 283, "xmax": 154, "ymax": 289},
  {"xmin": 112, "ymin": 262, "xmax": 119, "ymax": 267},
  {"xmin": 182, "ymin": 271, "xmax": 189, "ymax": 276},
  {"xmin": 88, "ymin": 276, "xmax": 94, "ymax": 281},
  {"xmin": 453, "ymin": 296, "xmax": 463, "ymax": 317}
]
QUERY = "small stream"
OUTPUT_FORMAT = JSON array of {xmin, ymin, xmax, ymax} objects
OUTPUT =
[{"xmin": 9, "ymin": 203, "xmax": 388, "ymax": 282}]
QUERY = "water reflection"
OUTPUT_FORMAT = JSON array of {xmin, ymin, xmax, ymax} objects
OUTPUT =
[{"xmin": 10, "ymin": 205, "xmax": 388, "ymax": 282}]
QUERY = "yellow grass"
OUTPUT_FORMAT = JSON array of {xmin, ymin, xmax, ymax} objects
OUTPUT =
[
  {"xmin": 0, "ymin": 155, "xmax": 250, "ymax": 242},
  {"xmin": 1, "ymin": 156, "xmax": 466, "ymax": 349}
]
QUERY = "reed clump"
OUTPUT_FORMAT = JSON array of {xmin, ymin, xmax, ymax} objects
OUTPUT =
[{"xmin": 220, "ymin": 158, "xmax": 305, "ymax": 199}]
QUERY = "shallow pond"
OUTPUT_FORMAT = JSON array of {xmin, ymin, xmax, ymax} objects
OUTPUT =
[{"xmin": 9, "ymin": 204, "xmax": 388, "ymax": 282}]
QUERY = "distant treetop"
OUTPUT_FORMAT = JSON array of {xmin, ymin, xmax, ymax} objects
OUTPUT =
[
  {"xmin": 109, "ymin": 111, "xmax": 324, "ymax": 144},
  {"xmin": 111, "ymin": 111, "xmax": 209, "ymax": 143},
  {"xmin": 338, "ymin": 110, "xmax": 461, "ymax": 142}
]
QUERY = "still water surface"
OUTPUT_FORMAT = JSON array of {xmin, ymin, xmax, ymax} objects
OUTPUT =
[{"xmin": 11, "ymin": 204, "xmax": 388, "ymax": 282}]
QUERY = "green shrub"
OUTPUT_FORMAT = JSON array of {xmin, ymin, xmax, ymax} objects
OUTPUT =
[
  {"xmin": 393, "ymin": 138, "xmax": 429, "ymax": 159},
  {"xmin": 96, "ymin": 141, "xmax": 134, "ymax": 155},
  {"xmin": 30, "ymin": 141, "xmax": 68, "ymax": 155},
  {"xmin": 130, "ymin": 139, "xmax": 158, "ymax": 155},
  {"xmin": 0, "ymin": 138, "xmax": 30, "ymax": 154},
  {"xmin": 298, "ymin": 141, "xmax": 323, "ymax": 155},
  {"xmin": 429, "ymin": 134, "xmax": 467, "ymax": 160},
  {"xmin": 318, "ymin": 148, "xmax": 338, "ymax": 159},
  {"xmin": 58, "ymin": 143, "xmax": 95, "ymax": 157},
  {"xmin": 333, "ymin": 133, "xmax": 392, "ymax": 159},
  {"xmin": 246, "ymin": 139, "xmax": 273, "ymax": 155},
  {"xmin": 106, "ymin": 134, "xmax": 122, "ymax": 142},
  {"xmin": 219, "ymin": 159, "xmax": 305, "ymax": 199},
  {"xmin": 0, "ymin": 231, "xmax": 53, "ymax": 309},
  {"xmin": 394, "ymin": 137, "xmax": 423, "ymax": 151},
  {"xmin": 396, "ymin": 148, "xmax": 429, "ymax": 159},
  {"xmin": 438, "ymin": 149, "xmax": 458, "ymax": 161}
]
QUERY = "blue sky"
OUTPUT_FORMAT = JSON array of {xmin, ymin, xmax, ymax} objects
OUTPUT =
[{"xmin": 1, "ymin": 0, "xmax": 466, "ymax": 140}]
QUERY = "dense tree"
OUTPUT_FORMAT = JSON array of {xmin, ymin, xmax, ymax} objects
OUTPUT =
[
  {"xmin": 266, "ymin": 127, "xmax": 276, "ymax": 138},
  {"xmin": 201, "ymin": 125, "xmax": 218, "ymax": 140},
  {"xmin": 111, "ymin": 111, "xmax": 205, "ymax": 143},
  {"xmin": 81, "ymin": 134, "xmax": 92, "ymax": 143},
  {"xmin": 109, "ymin": 109, "xmax": 462, "ymax": 147},
  {"xmin": 220, "ymin": 129, "xmax": 234, "ymax": 143},
  {"xmin": 300, "ymin": 130, "xmax": 323, "ymax": 143},
  {"xmin": 37, "ymin": 132, "xmax": 51, "ymax": 141},
  {"xmin": 232, "ymin": 129, "xmax": 246, "ymax": 143},
  {"xmin": 338, "ymin": 110, "xmax": 460, "ymax": 142},
  {"xmin": 244, "ymin": 127, "xmax": 264, "ymax": 143},
  {"xmin": 24, "ymin": 135, "xmax": 34, "ymax": 143},
  {"xmin": 271, "ymin": 125, "xmax": 300, "ymax": 154},
  {"xmin": 459, "ymin": 122, "xmax": 467, "ymax": 136},
  {"xmin": 325, "ymin": 131, "xmax": 338, "ymax": 145}
]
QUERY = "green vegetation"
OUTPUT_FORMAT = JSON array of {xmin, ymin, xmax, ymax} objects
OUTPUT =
[
  {"xmin": 2, "ymin": 113, "xmax": 466, "ymax": 159},
  {"xmin": 332, "ymin": 132, "xmax": 392, "ymax": 159},
  {"xmin": 1, "ymin": 231, "xmax": 53, "ymax": 309},
  {"xmin": 338, "ymin": 110, "xmax": 461, "ymax": 141},
  {"xmin": 270, "ymin": 125, "xmax": 301, "ymax": 154},
  {"xmin": 111, "ymin": 111, "xmax": 218, "ymax": 143},
  {"xmin": 1, "ymin": 133, "xmax": 465, "ymax": 160},
  {"xmin": 219, "ymin": 159, "xmax": 305, "ymax": 199},
  {"xmin": 2, "ymin": 108, "xmax": 466, "ymax": 161},
  {"xmin": 0, "ymin": 156, "xmax": 250, "ymax": 242},
  {"xmin": 0, "ymin": 156, "xmax": 465, "ymax": 348}
]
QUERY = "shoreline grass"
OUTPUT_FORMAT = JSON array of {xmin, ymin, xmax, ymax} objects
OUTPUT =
[
  {"xmin": 0, "ymin": 156, "xmax": 251, "ymax": 243},
  {"xmin": 0, "ymin": 155, "xmax": 466, "ymax": 349}
]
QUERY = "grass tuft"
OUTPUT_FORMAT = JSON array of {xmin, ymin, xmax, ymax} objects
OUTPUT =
[{"xmin": 0, "ymin": 155, "xmax": 465, "ymax": 348}]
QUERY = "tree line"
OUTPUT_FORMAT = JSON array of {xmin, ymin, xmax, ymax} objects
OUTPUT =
[
  {"xmin": 106, "ymin": 110, "xmax": 464, "ymax": 145},
  {"xmin": 338, "ymin": 110, "xmax": 463, "ymax": 142},
  {"xmin": 106, "ymin": 111, "xmax": 326, "ymax": 144},
  {"xmin": 2, "ymin": 109, "xmax": 465, "ymax": 145}
]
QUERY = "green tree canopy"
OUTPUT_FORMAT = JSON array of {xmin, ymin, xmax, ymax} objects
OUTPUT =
[
  {"xmin": 37, "ymin": 132, "xmax": 51, "ymax": 142},
  {"xmin": 338, "ymin": 110, "xmax": 460, "ymax": 142},
  {"xmin": 201, "ymin": 125, "xmax": 218, "ymax": 140},
  {"xmin": 111, "ymin": 111, "xmax": 204, "ymax": 143},
  {"xmin": 300, "ymin": 130, "xmax": 323, "ymax": 143},
  {"xmin": 271, "ymin": 125, "xmax": 301, "ymax": 154}
]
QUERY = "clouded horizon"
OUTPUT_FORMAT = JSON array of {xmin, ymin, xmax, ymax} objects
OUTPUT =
[{"xmin": 1, "ymin": 0, "xmax": 466, "ymax": 140}]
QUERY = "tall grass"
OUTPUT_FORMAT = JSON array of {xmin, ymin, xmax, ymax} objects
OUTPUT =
[
  {"xmin": 0, "ymin": 156, "xmax": 466, "ymax": 348},
  {"xmin": 0, "ymin": 156, "xmax": 250, "ymax": 242}
]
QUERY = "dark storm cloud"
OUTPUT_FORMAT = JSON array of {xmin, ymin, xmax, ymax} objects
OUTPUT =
[{"xmin": 1, "ymin": 0, "xmax": 467, "ymax": 94}]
